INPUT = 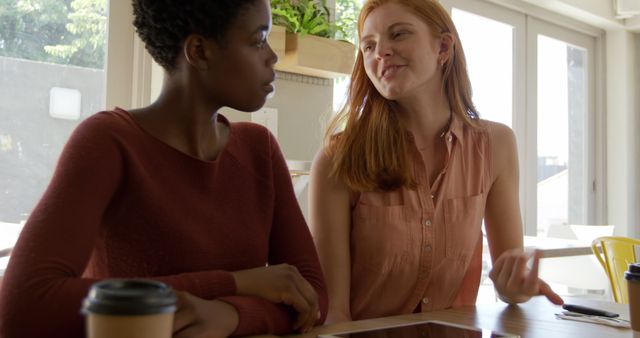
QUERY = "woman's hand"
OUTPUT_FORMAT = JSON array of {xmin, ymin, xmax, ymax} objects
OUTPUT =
[
  {"xmin": 173, "ymin": 291, "xmax": 239, "ymax": 338},
  {"xmin": 232, "ymin": 263, "xmax": 320, "ymax": 333},
  {"xmin": 489, "ymin": 249, "xmax": 564, "ymax": 305}
]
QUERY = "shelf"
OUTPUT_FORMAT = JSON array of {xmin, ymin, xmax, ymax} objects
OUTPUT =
[{"xmin": 269, "ymin": 26, "xmax": 356, "ymax": 79}]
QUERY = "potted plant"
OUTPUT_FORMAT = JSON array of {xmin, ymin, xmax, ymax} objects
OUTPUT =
[{"xmin": 269, "ymin": 0, "xmax": 356, "ymax": 78}]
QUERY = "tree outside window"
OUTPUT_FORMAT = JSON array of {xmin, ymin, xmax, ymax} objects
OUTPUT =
[
  {"xmin": 333, "ymin": 0, "xmax": 363, "ymax": 112},
  {"xmin": 0, "ymin": 0, "xmax": 106, "ymax": 69}
]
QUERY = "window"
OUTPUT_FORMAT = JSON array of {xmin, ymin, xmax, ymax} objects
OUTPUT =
[
  {"xmin": 527, "ymin": 17, "xmax": 597, "ymax": 236},
  {"xmin": 0, "ymin": 0, "xmax": 139, "ymax": 273},
  {"xmin": 333, "ymin": 0, "xmax": 364, "ymax": 113},
  {"xmin": 444, "ymin": 0, "xmax": 601, "ymax": 237},
  {"xmin": 535, "ymin": 31, "xmax": 593, "ymax": 235},
  {"xmin": 453, "ymin": 8, "xmax": 515, "ymax": 128}
]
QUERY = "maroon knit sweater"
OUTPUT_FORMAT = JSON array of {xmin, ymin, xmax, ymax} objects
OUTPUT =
[{"xmin": 0, "ymin": 108, "xmax": 327, "ymax": 338}]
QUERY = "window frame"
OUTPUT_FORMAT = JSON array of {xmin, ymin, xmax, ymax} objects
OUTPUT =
[
  {"xmin": 526, "ymin": 16, "xmax": 597, "ymax": 235},
  {"xmin": 106, "ymin": 1, "xmax": 156, "ymax": 110},
  {"xmin": 440, "ymin": 0, "xmax": 605, "ymax": 236}
]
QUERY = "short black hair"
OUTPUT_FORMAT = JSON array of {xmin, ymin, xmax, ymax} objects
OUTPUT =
[{"xmin": 132, "ymin": 0, "xmax": 259, "ymax": 72}]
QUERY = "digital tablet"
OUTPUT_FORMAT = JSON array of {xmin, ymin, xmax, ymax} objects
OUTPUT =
[{"xmin": 318, "ymin": 320, "xmax": 520, "ymax": 338}]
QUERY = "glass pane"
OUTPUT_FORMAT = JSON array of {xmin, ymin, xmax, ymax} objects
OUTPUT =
[
  {"xmin": 452, "ymin": 8, "xmax": 513, "ymax": 127},
  {"xmin": 0, "ymin": 0, "xmax": 109, "ymax": 272},
  {"xmin": 537, "ymin": 35, "xmax": 587, "ymax": 237},
  {"xmin": 333, "ymin": 0, "xmax": 363, "ymax": 113}
]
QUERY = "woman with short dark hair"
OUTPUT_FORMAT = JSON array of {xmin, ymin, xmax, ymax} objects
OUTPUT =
[{"xmin": 0, "ymin": 1, "xmax": 327, "ymax": 337}]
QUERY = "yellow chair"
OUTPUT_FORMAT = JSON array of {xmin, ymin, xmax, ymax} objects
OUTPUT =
[{"xmin": 591, "ymin": 236, "xmax": 640, "ymax": 303}]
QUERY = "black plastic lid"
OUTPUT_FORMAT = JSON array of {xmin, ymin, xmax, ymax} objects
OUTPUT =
[
  {"xmin": 82, "ymin": 279, "xmax": 177, "ymax": 316},
  {"xmin": 625, "ymin": 263, "xmax": 640, "ymax": 281}
]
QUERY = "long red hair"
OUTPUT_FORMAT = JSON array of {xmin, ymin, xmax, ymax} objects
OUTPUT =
[{"xmin": 326, "ymin": 0, "xmax": 478, "ymax": 192}]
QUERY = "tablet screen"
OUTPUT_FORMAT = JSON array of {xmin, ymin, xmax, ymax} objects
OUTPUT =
[{"xmin": 319, "ymin": 320, "xmax": 518, "ymax": 338}]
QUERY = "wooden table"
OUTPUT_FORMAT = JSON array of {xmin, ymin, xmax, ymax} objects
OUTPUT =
[{"xmin": 275, "ymin": 297, "xmax": 632, "ymax": 338}]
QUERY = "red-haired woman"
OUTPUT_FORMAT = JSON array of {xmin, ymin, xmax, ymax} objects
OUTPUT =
[{"xmin": 309, "ymin": 0, "xmax": 563, "ymax": 323}]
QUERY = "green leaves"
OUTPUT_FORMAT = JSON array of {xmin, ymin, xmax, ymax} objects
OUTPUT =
[
  {"xmin": 334, "ymin": 0, "xmax": 361, "ymax": 44},
  {"xmin": 270, "ymin": 0, "xmax": 362, "ymax": 43},
  {"xmin": 0, "ymin": 0, "xmax": 106, "ymax": 69},
  {"xmin": 44, "ymin": 0, "xmax": 106, "ymax": 68},
  {"xmin": 270, "ymin": 0, "xmax": 336, "ymax": 38}
]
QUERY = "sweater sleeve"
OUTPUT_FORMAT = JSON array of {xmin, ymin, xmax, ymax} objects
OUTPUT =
[
  {"xmin": 219, "ymin": 130, "xmax": 328, "ymax": 337},
  {"xmin": 0, "ymin": 114, "xmax": 236, "ymax": 338}
]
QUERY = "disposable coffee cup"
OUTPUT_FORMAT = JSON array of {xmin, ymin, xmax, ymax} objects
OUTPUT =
[
  {"xmin": 82, "ymin": 279, "xmax": 177, "ymax": 338},
  {"xmin": 625, "ymin": 263, "xmax": 640, "ymax": 333}
]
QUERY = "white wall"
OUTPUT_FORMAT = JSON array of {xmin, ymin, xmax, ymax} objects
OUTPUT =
[
  {"xmin": 606, "ymin": 31, "xmax": 637, "ymax": 237},
  {"xmin": 222, "ymin": 72, "xmax": 334, "ymax": 161},
  {"xmin": 523, "ymin": 0, "xmax": 620, "ymax": 29},
  {"xmin": 635, "ymin": 33, "xmax": 640, "ymax": 239},
  {"xmin": 486, "ymin": 0, "xmax": 623, "ymax": 33},
  {"xmin": 628, "ymin": 16, "xmax": 640, "ymax": 31}
]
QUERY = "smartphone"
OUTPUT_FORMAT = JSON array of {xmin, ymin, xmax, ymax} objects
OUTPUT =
[
  {"xmin": 318, "ymin": 320, "xmax": 519, "ymax": 338},
  {"xmin": 562, "ymin": 304, "xmax": 619, "ymax": 318}
]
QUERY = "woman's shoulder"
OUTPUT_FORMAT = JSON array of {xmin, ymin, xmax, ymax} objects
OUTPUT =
[
  {"xmin": 70, "ymin": 108, "xmax": 133, "ymax": 142},
  {"xmin": 76, "ymin": 108, "xmax": 136, "ymax": 132},
  {"xmin": 311, "ymin": 143, "xmax": 352, "ymax": 192},
  {"xmin": 472, "ymin": 119, "xmax": 516, "ymax": 146},
  {"xmin": 228, "ymin": 120, "xmax": 273, "ymax": 145},
  {"xmin": 311, "ymin": 145, "xmax": 334, "ymax": 174},
  {"xmin": 225, "ymin": 120, "xmax": 281, "ymax": 175},
  {"xmin": 475, "ymin": 119, "xmax": 518, "ymax": 180},
  {"xmin": 57, "ymin": 109, "xmax": 132, "ymax": 170},
  {"xmin": 311, "ymin": 133, "xmax": 346, "ymax": 175}
]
